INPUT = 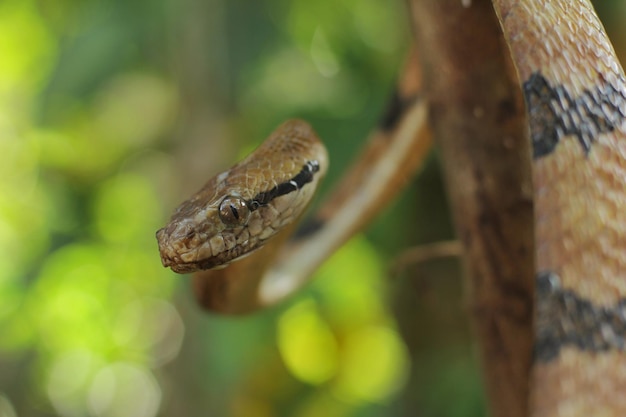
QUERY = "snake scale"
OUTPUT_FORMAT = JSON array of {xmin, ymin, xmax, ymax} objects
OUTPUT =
[{"xmin": 157, "ymin": 0, "xmax": 626, "ymax": 416}]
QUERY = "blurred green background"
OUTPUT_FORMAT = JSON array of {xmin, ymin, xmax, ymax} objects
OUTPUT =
[{"xmin": 1, "ymin": 0, "xmax": 624, "ymax": 416}]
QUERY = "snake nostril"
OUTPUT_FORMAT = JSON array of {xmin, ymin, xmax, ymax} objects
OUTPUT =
[{"xmin": 184, "ymin": 228, "xmax": 195, "ymax": 241}]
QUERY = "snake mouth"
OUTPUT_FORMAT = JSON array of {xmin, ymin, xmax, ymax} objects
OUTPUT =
[
  {"xmin": 157, "ymin": 247, "xmax": 217, "ymax": 273},
  {"xmin": 156, "ymin": 227, "xmax": 202, "ymax": 272},
  {"xmin": 161, "ymin": 258, "xmax": 197, "ymax": 273},
  {"xmin": 159, "ymin": 251, "xmax": 246, "ymax": 273},
  {"xmin": 156, "ymin": 226, "xmax": 258, "ymax": 273}
]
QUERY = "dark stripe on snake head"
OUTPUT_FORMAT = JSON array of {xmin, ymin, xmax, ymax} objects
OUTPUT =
[
  {"xmin": 523, "ymin": 72, "xmax": 626, "ymax": 159},
  {"xmin": 534, "ymin": 271, "xmax": 626, "ymax": 363},
  {"xmin": 249, "ymin": 160, "xmax": 320, "ymax": 210}
]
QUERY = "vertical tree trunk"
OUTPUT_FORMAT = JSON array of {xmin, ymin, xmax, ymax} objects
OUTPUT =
[{"xmin": 407, "ymin": 1, "xmax": 535, "ymax": 416}]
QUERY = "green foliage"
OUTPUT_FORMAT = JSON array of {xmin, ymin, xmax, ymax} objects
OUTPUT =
[{"xmin": 0, "ymin": 0, "xmax": 497, "ymax": 416}]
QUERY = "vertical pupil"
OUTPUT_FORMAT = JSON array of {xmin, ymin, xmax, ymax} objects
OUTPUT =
[{"xmin": 230, "ymin": 204, "xmax": 239, "ymax": 220}]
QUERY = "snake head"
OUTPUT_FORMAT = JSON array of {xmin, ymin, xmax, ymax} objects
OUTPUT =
[{"xmin": 156, "ymin": 120, "xmax": 328, "ymax": 273}]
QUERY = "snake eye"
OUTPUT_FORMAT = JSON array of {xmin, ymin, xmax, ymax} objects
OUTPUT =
[{"xmin": 218, "ymin": 196, "xmax": 250, "ymax": 227}]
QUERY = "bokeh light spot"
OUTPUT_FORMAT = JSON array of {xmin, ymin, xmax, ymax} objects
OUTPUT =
[
  {"xmin": 92, "ymin": 74, "xmax": 177, "ymax": 147},
  {"xmin": 313, "ymin": 236, "xmax": 386, "ymax": 324},
  {"xmin": 352, "ymin": 0, "xmax": 404, "ymax": 52},
  {"xmin": 112, "ymin": 298, "xmax": 184, "ymax": 367},
  {"xmin": 88, "ymin": 363, "xmax": 161, "ymax": 417},
  {"xmin": 0, "ymin": 394, "xmax": 17, "ymax": 417},
  {"xmin": 333, "ymin": 326, "xmax": 410, "ymax": 404},
  {"xmin": 310, "ymin": 28, "xmax": 340, "ymax": 77},
  {"xmin": 32, "ymin": 250, "xmax": 110, "ymax": 352},
  {"xmin": 94, "ymin": 173, "xmax": 161, "ymax": 244},
  {"xmin": 0, "ymin": 0, "xmax": 55, "ymax": 93},
  {"xmin": 278, "ymin": 299, "xmax": 339, "ymax": 385},
  {"xmin": 47, "ymin": 349, "xmax": 101, "ymax": 417}
]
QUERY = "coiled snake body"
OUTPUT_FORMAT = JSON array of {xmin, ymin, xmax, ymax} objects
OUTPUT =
[{"xmin": 157, "ymin": 1, "xmax": 626, "ymax": 416}]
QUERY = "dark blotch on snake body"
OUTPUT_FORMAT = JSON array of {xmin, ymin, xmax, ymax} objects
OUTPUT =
[
  {"xmin": 251, "ymin": 160, "xmax": 320, "ymax": 209},
  {"xmin": 523, "ymin": 72, "xmax": 626, "ymax": 159},
  {"xmin": 535, "ymin": 271, "xmax": 626, "ymax": 363},
  {"xmin": 292, "ymin": 217, "xmax": 324, "ymax": 240},
  {"xmin": 379, "ymin": 89, "xmax": 418, "ymax": 132}
]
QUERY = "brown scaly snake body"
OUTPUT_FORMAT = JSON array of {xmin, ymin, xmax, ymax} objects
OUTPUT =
[{"xmin": 157, "ymin": 1, "xmax": 626, "ymax": 416}]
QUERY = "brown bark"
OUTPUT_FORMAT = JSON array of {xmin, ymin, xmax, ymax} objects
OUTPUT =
[{"xmin": 407, "ymin": 1, "xmax": 535, "ymax": 416}]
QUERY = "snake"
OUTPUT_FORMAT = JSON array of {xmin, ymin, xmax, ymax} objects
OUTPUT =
[{"xmin": 156, "ymin": 0, "xmax": 626, "ymax": 416}]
